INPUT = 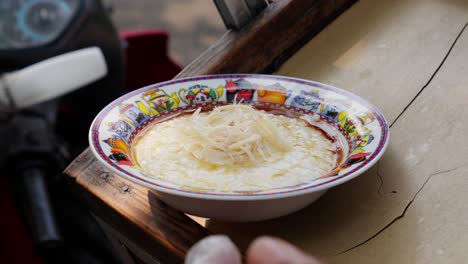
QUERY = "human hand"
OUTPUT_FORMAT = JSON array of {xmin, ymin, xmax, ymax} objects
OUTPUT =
[{"xmin": 185, "ymin": 235, "xmax": 323, "ymax": 264}]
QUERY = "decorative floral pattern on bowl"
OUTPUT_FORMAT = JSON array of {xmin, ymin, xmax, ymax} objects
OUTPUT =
[{"xmin": 90, "ymin": 74, "xmax": 389, "ymax": 196}]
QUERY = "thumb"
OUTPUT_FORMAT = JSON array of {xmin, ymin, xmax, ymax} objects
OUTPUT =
[
  {"xmin": 185, "ymin": 235, "xmax": 242, "ymax": 264},
  {"xmin": 246, "ymin": 236, "xmax": 322, "ymax": 264}
]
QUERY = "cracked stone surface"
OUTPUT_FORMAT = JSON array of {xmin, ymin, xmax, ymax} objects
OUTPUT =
[{"xmin": 330, "ymin": 166, "xmax": 468, "ymax": 263}]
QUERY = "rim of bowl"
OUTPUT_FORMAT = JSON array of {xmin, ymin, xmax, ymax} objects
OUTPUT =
[{"xmin": 89, "ymin": 74, "xmax": 390, "ymax": 201}]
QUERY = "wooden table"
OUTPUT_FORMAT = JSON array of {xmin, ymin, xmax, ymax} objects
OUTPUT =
[{"xmin": 64, "ymin": 0, "xmax": 468, "ymax": 263}]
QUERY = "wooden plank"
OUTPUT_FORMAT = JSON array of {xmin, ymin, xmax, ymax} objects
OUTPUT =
[
  {"xmin": 177, "ymin": 0, "xmax": 356, "ymax": 77},
  {"xmin": 94, "ymin": 217, "xmax": 141, "ymax": 264},
  {"xmin": 63, "ymin": 0, "xmax": 357, "ymax": 261},
  {"xmin": 204, "ymin": 0, "xmax": 468, "ymax": 259},
  {"xmin": 65, "ymin": 150, "xmax": 211, "ymax": 263},
  {"xmin": 96, "ymin": 217, "xmax": 164, "ymax": 264},
  {"xmin": 329, "ymin": 25, "xmax": 468, "ymax": 263}
]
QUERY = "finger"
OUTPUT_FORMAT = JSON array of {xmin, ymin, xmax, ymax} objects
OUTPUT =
[
  {"xmin": 246, "ymin": 236, "xmax": 322, "ymax": 264},
  {"xmin": 185, "ymin": 235, "xmax": 242, "ymax": 264}
]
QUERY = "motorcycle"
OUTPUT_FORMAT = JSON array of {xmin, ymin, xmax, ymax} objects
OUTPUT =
[{"xmin": 0, "ymin": 0, "xmax": 180, "ymax": 263}]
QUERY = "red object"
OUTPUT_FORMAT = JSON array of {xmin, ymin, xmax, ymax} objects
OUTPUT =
[
  {"xmin": 0, "ymin": 176, "xmax": 45, "ymax": 264},
  {"xmin": 120, "ymin": 30, "xmax": 182, "ymax": 91},
  {"xmin": 225, "ymin": 80, "xmax": 237, "ymax": 93},
  {"xmin": 237, "ymin": 90, "xmax": 254, "ymax": 100}
]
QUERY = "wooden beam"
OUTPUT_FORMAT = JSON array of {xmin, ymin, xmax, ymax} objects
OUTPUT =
[
  {"xmin": 177, "ymin": 0, "xmax": 356, "ymax": 77},
  {"xmin": 65, "ymin": 150, "xmax": 211, "ymax": 263}
]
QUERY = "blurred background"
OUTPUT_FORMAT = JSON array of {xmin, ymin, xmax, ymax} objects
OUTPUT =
[{"xmin": 111, "ymin": 0, "xmax": 225, "ymax": 66}]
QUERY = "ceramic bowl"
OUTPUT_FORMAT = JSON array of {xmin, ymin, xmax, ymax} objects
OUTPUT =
[{"xmin": 89, "ymin": 74, "xmax": 389, "ymax": 221}]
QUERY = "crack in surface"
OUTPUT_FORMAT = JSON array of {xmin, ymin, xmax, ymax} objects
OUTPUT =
[
  {"xmin": 376, "ymin": 161, "xmax": 385, "ymax": 196},
  {"xmin": 336, "ymin": 165, "xmax": 464, "ymax": 256},
  {"xmin": 389, "ymin": 21, "xmax": 468, "ymax": 128},
  {"xmin": 377, "ymin": 19, "xmax": 468, "ymax": 198},
  {"xmin": 336, "ymin": 20, "xmax": 468, "ymax": 256},
  {"xmin": 428, "ymin": 167, "xmax": 461, "ymax": 177}
]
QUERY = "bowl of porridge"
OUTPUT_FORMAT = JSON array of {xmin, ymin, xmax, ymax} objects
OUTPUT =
[{"xmin": 89, "ymin": 74, "xmax": 389, "ymax": 221}]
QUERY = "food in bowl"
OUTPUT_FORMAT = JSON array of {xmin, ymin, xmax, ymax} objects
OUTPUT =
[
  {"xmin": 90, "ymin": 74, "xmax": 389, "ymax": 221},
  {"xmin": 133, "ymin": 104, "xmax": 342, "ymax": 192}
]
